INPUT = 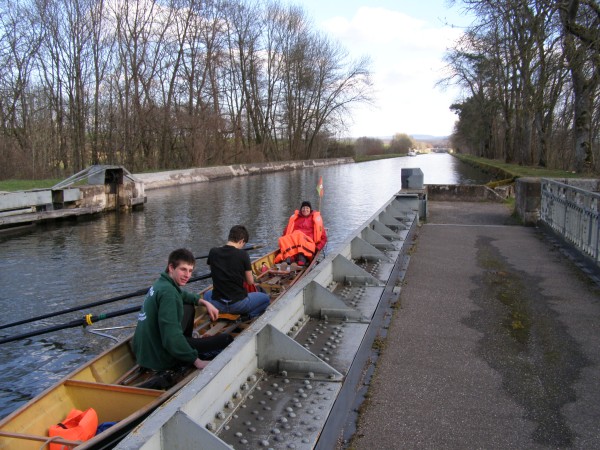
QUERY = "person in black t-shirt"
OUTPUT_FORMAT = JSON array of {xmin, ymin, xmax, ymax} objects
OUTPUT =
[{"xmin": 203, "ymin": 225, "xmax": 270, "ymax": 319}]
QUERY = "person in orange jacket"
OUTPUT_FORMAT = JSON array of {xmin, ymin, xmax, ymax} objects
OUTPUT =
[{"xmin": 276, "ymin": 201, "xmax": 327, "ymax": 266}]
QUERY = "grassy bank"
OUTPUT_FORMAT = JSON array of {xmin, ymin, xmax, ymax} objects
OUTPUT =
[
  {"xmin": 454, "ymin": 154, "xmax": 588, "ymax": 179},
  {"xmin": 353, "ymin": 154, "xmax": 405, "ymax": 163},
  {"xmin": 0, "ymin": 179, "xmax": 63, "ymax": 192}
]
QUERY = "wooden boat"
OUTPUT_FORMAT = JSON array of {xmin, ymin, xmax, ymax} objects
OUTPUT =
[{"xmin": 0, "ymin": 248, "xmax": 321, "ymax": 450}]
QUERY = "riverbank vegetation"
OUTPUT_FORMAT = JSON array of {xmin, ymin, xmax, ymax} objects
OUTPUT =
[
  {"xmin": 443, "ymin": 0, "xmax": 599, "ymax": 174},
  {"xmin": 0, "ymin": 0, "xmax": 372, "ymax": 181},
  {"xmin": 454, "ymin": 154, "xmax": 583, "ymax": 179},
  {"xmin": 2, "ymin": 0, "xmax": 597, "ymax": 182}
]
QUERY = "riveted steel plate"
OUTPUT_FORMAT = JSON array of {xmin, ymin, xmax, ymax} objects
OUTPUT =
[
  {"xmin": 217, "ymin": 374, "xmax": 341, "ymax": 449},
  {"xmin": 295, "ymin": 319, "xmax": 369, "ymax": 375},
  {"xmin": 331, "ymin": 285, "xmax": 385, "ymax": 319},
  {"xmin": 354, "ymin": 254, "xmax": 399, "ymax": 282}
]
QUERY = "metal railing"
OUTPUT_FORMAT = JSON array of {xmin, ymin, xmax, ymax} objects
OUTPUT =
[{"xmin": 540, "ymin": 178, "xmax": 600, "ymax": 265}]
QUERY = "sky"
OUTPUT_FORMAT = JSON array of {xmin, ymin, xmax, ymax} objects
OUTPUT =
[{"xmin": 287, "ymin": 0, "xmax": 473, "ymax": 139}]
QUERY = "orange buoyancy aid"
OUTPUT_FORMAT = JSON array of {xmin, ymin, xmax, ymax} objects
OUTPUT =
[
  {"xmin": 49, "ymin": 408, "xmax": 98, "ymax": 450},
  {"xmin": 283, "ymin": 211, "xmax": 324, "ymax": 245},
  {"xmin": 274, "ymin": 230, "xmax": 317, "ymax": 263}
]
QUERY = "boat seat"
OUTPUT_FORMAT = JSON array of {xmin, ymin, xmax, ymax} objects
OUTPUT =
[{"xmin": 218, "ymin": 313, "xmax": 241, "ymax": 321}]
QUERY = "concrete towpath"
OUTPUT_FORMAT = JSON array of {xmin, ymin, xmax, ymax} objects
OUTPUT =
[{"xmin": 350, "ymin": 201, "xmax": 600, "ymax": 449}]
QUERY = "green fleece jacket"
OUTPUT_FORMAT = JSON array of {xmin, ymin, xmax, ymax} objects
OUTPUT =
[{"xmin": 132, "ymin": 272, "xmax": 199, "ymax": 370}]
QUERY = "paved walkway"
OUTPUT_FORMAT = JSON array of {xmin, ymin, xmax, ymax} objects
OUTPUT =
[{"xmin": 351, "ymin": 201, "xmax": 600, "ymax": 449}]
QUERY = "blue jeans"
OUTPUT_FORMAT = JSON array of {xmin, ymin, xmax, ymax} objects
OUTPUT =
[{"xmin": 204, "ymin": 290, "xmax": 270, "ymax": 319}]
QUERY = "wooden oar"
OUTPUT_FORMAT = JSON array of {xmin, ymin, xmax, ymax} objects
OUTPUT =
[
  {"xmin": 0, "ymin": 272, "xmax": 211, "ymax": 331},
  {"xmin": 0, "ymin": 305, "xmax": 142, "ymax": 344},
  {"xmin": 0, "ymin": 245, "xmax": 262, "ymax": 332}
]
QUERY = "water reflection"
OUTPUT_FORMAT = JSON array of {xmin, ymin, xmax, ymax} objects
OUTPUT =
[{"xmin": 0, "ymin": 154, "xmax": 493, "ymax": 418}]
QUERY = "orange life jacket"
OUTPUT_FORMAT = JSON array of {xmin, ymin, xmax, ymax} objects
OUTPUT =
[
  {"xmin": 283, "ymin": 210, "xmax": 324, "ymax": 245},
  {"xmin": 49, "ymin": 408, "xmax": 98, "ymax": 450},
  {"xmin": 274, "ymin": 230, "xmax": 317, "ymax": 263}
]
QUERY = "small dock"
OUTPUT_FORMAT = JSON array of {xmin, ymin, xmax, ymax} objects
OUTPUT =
[{"xmin": 0, "ymin": 166, "xmax": 145, "ymax": 231}]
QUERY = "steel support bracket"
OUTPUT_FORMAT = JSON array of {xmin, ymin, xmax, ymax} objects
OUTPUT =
[
  {"xmin": 360, "ymin": 227, "xmax": 396, "ymax": 250},
  {"xmin": 257, "ymin": 324, "xmax": 343, "ymax": 381},
  {"xmin": 161, "ymin": 410, "xmax": 232, "ymax": 450},
  {"xmin": 332, "ymin": 254, "xmax": 385, "ymax": 286},
  {"xmin": 303, "ymin": 281, "xmax": 368, "ymax": 322},
  {"xmin": 378, "ymin": 210, "xmax": 408, "ymax": 230},
  {"xmin": 351, "ymin": 237, "xmax": 393, "ymax": 262}
]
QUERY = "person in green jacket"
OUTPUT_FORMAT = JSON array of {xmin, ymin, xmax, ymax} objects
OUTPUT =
[{"xmin": 133, "ymin": 248, "xmax": 232, "ymax": 371}]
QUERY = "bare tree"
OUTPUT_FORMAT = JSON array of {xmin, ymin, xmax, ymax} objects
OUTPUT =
[
  {"xmin": 221, "ymin": 0, "xmax": 265, "ymax": 162},
  {"xmin": 0, "ymin": 0, "xmax": 375, "ymax": 180},
  {"xmin": 0, "ymin": 0, "xmax": 43, "ymax": 178},
  {"xmin": 88, "ymin": 0, "xmax": 115, "ymax": 165},
  {"xmin": 559, "ymin": 0, "xmax": 600, "ymax": 172},
  {"xmin": 446, "ymin": 0, "xmax": 599, "ymax": 172},
  {"xmin": 354, "ymin": 137, "xmax": 384, "ymax": 156},
  {"xmin": 389, "ymin": 133, "xmax": 415, "ymax": 154},
  {"xmin": 112, "ymin": 0, "xmax": 167, "ymax": 171}
]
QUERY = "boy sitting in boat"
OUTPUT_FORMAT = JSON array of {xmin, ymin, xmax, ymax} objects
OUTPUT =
[
  {"xmin": 133, "ymin": 248, "xmax": 232, "ymax": 375},
  {"xmin": 275, "ymin": 201, "xmax": 327, "ymax": 266},
  {"xmin": 203, "ymin": 225, "xmax": 270, "ymax": 319}
]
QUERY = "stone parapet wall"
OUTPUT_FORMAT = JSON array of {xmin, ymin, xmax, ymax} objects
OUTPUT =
[
  {"xmin": 135, "ymin": 158, "xmax": 354, "ymax": 190},
  {"xmin": 426, "ymin": 184, "xmax": 509, "ymax": 202},
  {"xmin": 515, "ymin": 178, "xmax": 541, "ymax": 225}
]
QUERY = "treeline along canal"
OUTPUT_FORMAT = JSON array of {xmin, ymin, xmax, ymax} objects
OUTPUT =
[{"xmin": 0, "ymin": 154, "xmax": 493, "ymax": 419}]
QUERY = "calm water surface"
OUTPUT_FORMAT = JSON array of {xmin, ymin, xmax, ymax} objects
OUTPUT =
[{"xmin": 0, "ymin": 154, "xmax": 491, "ymax": 418}]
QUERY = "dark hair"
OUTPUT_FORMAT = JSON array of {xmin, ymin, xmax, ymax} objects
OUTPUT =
[
  {"xmin": 301, "ymin": 201, "xmax": 312, "ymax": 211},
  {"xmin": 228, "ymin": 225, "xmax": 249, "ymax": 244},
  {"xmin": 167, "ymin": 248, "xmax": 195, "ymax": 271}
]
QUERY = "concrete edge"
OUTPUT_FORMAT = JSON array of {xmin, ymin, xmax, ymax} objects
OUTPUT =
[{"xmin": 134, "ymin": 158, "xmax": 354, "ymax": 190}]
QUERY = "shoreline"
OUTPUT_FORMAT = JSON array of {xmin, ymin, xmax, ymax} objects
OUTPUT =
[{"xmin": 134, "ymin": 158, "xmax": 354, "ymax": 190}]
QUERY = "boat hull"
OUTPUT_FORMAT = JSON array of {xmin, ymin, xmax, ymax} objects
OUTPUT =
[
  {"xmin": 0, "ymin": 246, "xmax": 320, "ymax": 449},
  {"xmin": 0, "ymin": 340, "xmax": 186, "ymax": 449}
]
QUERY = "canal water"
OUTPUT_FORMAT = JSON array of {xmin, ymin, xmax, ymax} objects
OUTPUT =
[{"xmin": 0, "ymin": 153, "xmax": 492, "ymax": 419}]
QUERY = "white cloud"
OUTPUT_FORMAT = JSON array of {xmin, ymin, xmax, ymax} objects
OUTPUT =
[{"xmin": 320, "ymin": 6, "xmax": 464, "ymax": 137}]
